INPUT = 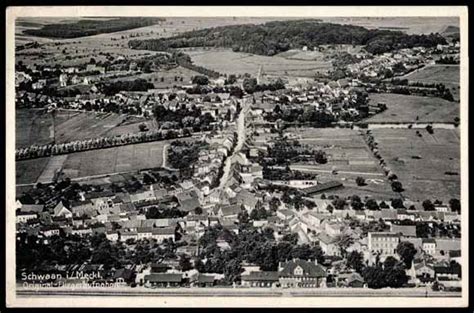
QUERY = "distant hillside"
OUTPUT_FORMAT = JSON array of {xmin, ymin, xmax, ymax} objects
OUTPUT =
[
  {"xmin": 441, "ymin": 25, "xmax": 460, "ymax": 41},
  {"xmin": 22, "ymin": 17, "xmax": 164, "ymax": 39},
  {"xmin": 129, "ymin": 19, "xmax": 447, "ymax": 56}
]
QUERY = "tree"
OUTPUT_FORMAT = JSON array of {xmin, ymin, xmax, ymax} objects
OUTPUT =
[
  {"xmin": 138, "ymin": 123, "xmax": 148, "ymax": 132},
  {"xmin": 194, "ymin": 207, "xmax": 203, "ymax": 215},
  {"xmin": 365, "ymin": 199, "xmax": 379, "ymax": 211},
  {"xmin": 422, "ymin": 199, "xmax": 435, "ymax": 211},
  {"xmin": 396, "ymin": 241, "xmax": 417, "ymax": 268},
  {"xmin": 449, "ymin": 198, "xmax": 460, "ymax": 214},
  {"xmin": 346, "ymin": 251, "xmax": 364, "ymax": 273},
  {"xmin": 336, "ymin": 234, "xmax": 354, "ymax": 257},
  {"xmin": 355, "ymin": 176, "xmax": 366, "ymax": 186},
  {"xmin": 179, "ymin": 254, "xmax": 193, "ymax": 271},
  {"xmin": 243, "ymin": 77, "xmax": 258, "ymax": 93},
  {"xmin": 192, "ymin": 75, "xmax": 209, "ymax": 85},
  {"xmin": 391, "ymin": 181, "xmax": 403, "ymax": 192},
  {"xmin": 426, "ymin": 125, "xmax": 434, "ymax": 134},
  {"xmin": 391, "ymin": 198, "xmax": 405, "ymax": 209},
  {"xmin": 238, "ymin": 210, "xmax": 250, "ymax": 224}
]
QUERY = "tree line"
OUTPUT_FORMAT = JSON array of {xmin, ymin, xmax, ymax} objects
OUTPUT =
[{"xmin": 15, "ymin": 128, "xmax": 192, "ymax": 161}]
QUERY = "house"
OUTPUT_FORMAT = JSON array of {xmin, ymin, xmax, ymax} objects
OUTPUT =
[
  {"xmin": 278, "ymin": 259, "xmax": 327, "ymax": 288},
  {"xmin": 241, "ymin": 271, "xmax": 279, "ymax": 287},
  {"xmin": 217, "ymin": 204, "xmax": 242, "ymax": 220},
  {"xmin": 70, "ymin": 200, "xmax": 95, "ymax": 217},
  {"xmin": 338, "ymin": 272, "xmax": 365, "ymax": 288},
  {"xmin": 368, "ymin": 232, "xmax": 400, "ymax": 260},
  {"xmin": 414, "ymin": 261, "xmax": 435, "ymax": 281},
  {"xmin": 16, "ymin": 211, "xmax": 38, "ymax": 224},
  {"xmin": 175, "ymin": 190, "xmax": 201, "ymax": 212},
  {"xmin": 144, "ymin": 273, "xmax": 183, "ymax": 287},
  {"xmin": 151, "ymin": 227, "xmax": 176, "ymax": 243},
  {"xmin": 130, "ymin": 190, "xmax": 156, "ymax": 203},
  {"xmin": 306, "ymin": 212, "xmax": 331, "ymax": 227},
  {"xmin": 18, "ymin": 204, "xmax": 44, "ymax": 214},
  {"xmin": 53, "ymin": 201, "xmax": 73, "ymax": 219},
  {"xmin": 422, "ymin": 238, "xmax": 436, "ymax": 255},
  {"xmin": 276, "ymin": 209, "xmax": 295, "ymax": 221},
  {"xmin": 434, "ymin": 263, "xmax": 461, "ymax": 281},
  {"xmin": 193, "ymin": 274, "xmax": 216, "ymax": 287},
  {"xmin": 318, "ymin": 232, "xmax": 340, "ymax": 257}
]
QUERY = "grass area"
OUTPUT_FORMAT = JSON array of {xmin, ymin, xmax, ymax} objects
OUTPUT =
[
  {"xmin": 16, "ymin": 110, "xmax": 155, "ymax": 147},
  {"xmin": 16, "ymin": 137, "xmax": 195, "ymax": 184},
  {"xmin": 16, "ymin": 158, "xmax": 50, "ymax": 185},
  {"xmin": 364, "ymin": 93, "xmax": 459, "ymax": 123},
  {"xmin": 279, "ymin": 127, "xmax": 398, "ymax": 200},
  {"xmin": 371, "ymin": 128, "xmax": 460, "ymax": 203},
  {"xmin": 16, "ymin": 109, "xmax": 53, "ymax": 148},
  {"xmin": 402, "ymin": 65, "xmax": 460, "ymax": 101},
  {"xmin": 184, "ymin": 48, "xmax": 332, "ymax": 77}
]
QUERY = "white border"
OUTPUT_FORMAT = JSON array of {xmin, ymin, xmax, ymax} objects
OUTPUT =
[{"xmin": 5, "ymin": 5, "xmax": 469, "ymax": 308}]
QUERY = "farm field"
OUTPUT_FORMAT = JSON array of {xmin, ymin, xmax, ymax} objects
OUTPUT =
[
  {"xmin": 401, "ymin": 65, "xmax": 460, "ymax": 101},
  {"xmin": 371, "ymin": 128, "xmax": 460, "ymax": 203},
  {"xmin": 184, "ymin": 48, "xmax": 332, "ymax": 77},
  {"xmin": 16, "ymin": 157, "xmax": 50, "ymax": 185},
  {"xmin": 282, "ymin": 127, "xmax": 398, "ymax": 200},
  {"xmin": 16, "ymin": 137, "xmax": 194, "ymax": 185},
  {"xmin": 16, "ymin": 109, "xmax": 54, "ymax": 148},
  {"xmin": 16, "ymin": 109, "xmax": 155, "ymax": 148},
  {"xmin": 364, "ymin": 93, "xmax": 459, "ymax": 123}
]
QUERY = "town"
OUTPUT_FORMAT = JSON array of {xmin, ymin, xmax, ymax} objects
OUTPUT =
[{"xmin": 14, "ymin": 17, "xmax": 461, "ymax": 295}]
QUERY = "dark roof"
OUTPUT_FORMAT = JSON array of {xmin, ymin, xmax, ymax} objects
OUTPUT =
[
  {"xmin": 145, "ymin": 273, "xmax": 183, "ymax": 283},
  {"xmin": 279, "ymin": 259, "xmax": 327, "ymax": 278},
  {"xmin": 300, "ymin": 181, "xmax": 343, "ymax": 195},
  {"xmin": 113, "ymin": 268, "xmax": 135, "ymax": 280},
  {"xmin": 197, "ymin": 274, "xmax": 216, "ymax": 283},
  {"xmin": 241, "ymin": 271, "xmax": 279, "ymax": 282}
]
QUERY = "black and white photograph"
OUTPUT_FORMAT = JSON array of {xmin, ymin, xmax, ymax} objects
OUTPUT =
[{"xmin": 5, "ymin": 6, "xmax": 469, "ymax": 308}]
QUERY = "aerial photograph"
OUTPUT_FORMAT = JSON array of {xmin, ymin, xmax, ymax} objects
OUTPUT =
[{"xmin": 11, "ymin": 10, "xmax": 464, "ymax": 302}]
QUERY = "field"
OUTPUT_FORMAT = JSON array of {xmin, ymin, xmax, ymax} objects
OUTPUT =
[
  {"xmin": 184, "ymin": 48, "xmax": 332, "ymax": 78},
  {"xmin": 16, "ymin": 140, "xmax": 166, "ymax": 185},
  {"xmin": 16, "ymin": 109, "xmax": 155, "ymax": 148},
  {"xmin": 108, "ymin": 66, "xmax": 200, "ymax": 88},
  {"xmin": 364, "ymin": 93, "xmax": 459, "ymax": 123},
  {"xmin": 16, "ymin": 136, "xmax": 196, "ymax": 185},
  {"xmin": 371, "ymin": 128, "xmax": 460, "ymax": 203},
  {"xmin": 16, "ymin": 109, "xmax": 54, "ymax": 148},
  {"xmin": 401, "ymin": 65, "xmax": 460, "ymax": 101},
  {"xmin": 281, "ymin": 127, "xmax": 398, "ymax": 200}
]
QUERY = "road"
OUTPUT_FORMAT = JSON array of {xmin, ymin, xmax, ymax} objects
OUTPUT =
[{"xmin": 217, "ymin": 98, "xmax": 250, "ymax": 190}]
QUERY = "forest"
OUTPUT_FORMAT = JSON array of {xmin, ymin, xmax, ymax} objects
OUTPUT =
[
  {"xmin": 23, "ymin": 17, "xmax": 164, "ymax": 39},
  {"xmin": 128, "ymin": 20, "xmax": 447, "ymax": 56}
]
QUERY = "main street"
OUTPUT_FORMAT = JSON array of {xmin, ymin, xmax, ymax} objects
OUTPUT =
[{"xmin": 217, "ymin": 97, "xmax": 251, "ymax": 190}]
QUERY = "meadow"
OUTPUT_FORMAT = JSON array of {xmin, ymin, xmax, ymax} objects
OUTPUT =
[
  {"xmin": 16, "ymin": 109, "xmax": 155, "ymax": 148},
  {"xmin": 364, "ymin": 93, "xmax": 459, "ymax": 124},
  {"xmin": 402, "ymin": 65, "xmax": 460, "ymax": 101},
  {"xmin": 371, "ymin": 128, "xmax": 460, "ymax": 203},
  {"xmin": 184, "ymin": 48, "xmax": 332, "ymax": 78}
]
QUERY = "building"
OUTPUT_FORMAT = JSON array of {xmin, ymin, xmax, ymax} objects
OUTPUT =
[
  {"xmin": 278, "ymin": 259, "xmax": 327, "ymax": 288},
  {"xmin": 241, "ymin": 271, "xmax": 279, "ymax": 287},
  {"xmin": 368, "ymin": 232, "xmax": 400, "ymax": 260},
  {"xmin": 422, "ymin": 238, "xmax": 436, "ymax": 255}
]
